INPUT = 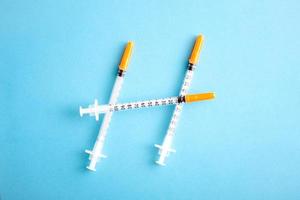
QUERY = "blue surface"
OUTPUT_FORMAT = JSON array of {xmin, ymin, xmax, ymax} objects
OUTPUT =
[{"xmin": 1, "ymin": 0, "xmax": 300, "ymax": 199}]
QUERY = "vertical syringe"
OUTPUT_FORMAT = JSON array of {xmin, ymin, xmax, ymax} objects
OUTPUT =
[
  {"xmin": 85, "ymin": 42, "xmax": 134, "ymax": 171},
  {"xmin": 155, "ymin": 35, "xmax": 204, "ymax": 166}
]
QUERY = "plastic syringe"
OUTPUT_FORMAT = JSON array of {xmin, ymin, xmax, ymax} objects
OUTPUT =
[
  {"xmin": 85, "ymin": 42, "xmax": 134, "ymax": 171},
  {"xmin": 80, "ymin": 93, "xmax": 215, "ymax": 118},
  {"xmin": 155, "ymin": 35, "xmax": 204, "ymax": 166}
]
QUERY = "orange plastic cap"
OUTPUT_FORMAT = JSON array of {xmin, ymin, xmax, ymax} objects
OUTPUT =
[
  {"xmin": 119, "ymin": 41, "xmax": 134, "ymax": 71},
  {"xmin": 189, "ymin": 35, "xmax": 204, "ymax": 65},
  {"xmin": 185, "ymin": 92, "xmax": 215, "ymax": 103}
]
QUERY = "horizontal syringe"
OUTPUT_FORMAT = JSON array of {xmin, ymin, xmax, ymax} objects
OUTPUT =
[{"xmin": 80, "ymin": 92, "xmax": 215, "ymax": 120}]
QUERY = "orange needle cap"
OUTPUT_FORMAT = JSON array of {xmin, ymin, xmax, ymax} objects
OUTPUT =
[
  {"xmin": 189, "ymin": 35, "xmax": 204, "ymax": 65},
  {"xmin": 185, "ymin": 92, "xmax": 215, "ymax": 103},
  {"xmin": 119, "ymin": 41, "xmax": 134, "ymax": 71}
]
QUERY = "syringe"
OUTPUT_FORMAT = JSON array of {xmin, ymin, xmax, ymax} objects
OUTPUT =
[
  {"xmin": 80, "ymin": 93, "xmax": 215, "ymax": 118},
  {"xmin": 155, "ymin": 35, "xmax": 204, "ymax": 166},
  {"xmin": 85, "ymin": 42, "xmax": 134, "ymax": 171}
]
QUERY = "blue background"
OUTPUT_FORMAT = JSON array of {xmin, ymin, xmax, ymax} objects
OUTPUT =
[{"xmin": 1, "ymin": 0, "xmax": 300, "ymax": 199}]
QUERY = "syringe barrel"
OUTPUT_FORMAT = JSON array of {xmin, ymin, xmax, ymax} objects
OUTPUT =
[{"xmin": 108, "ymin": 96, "xmax": 179, "ymax": 112}]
